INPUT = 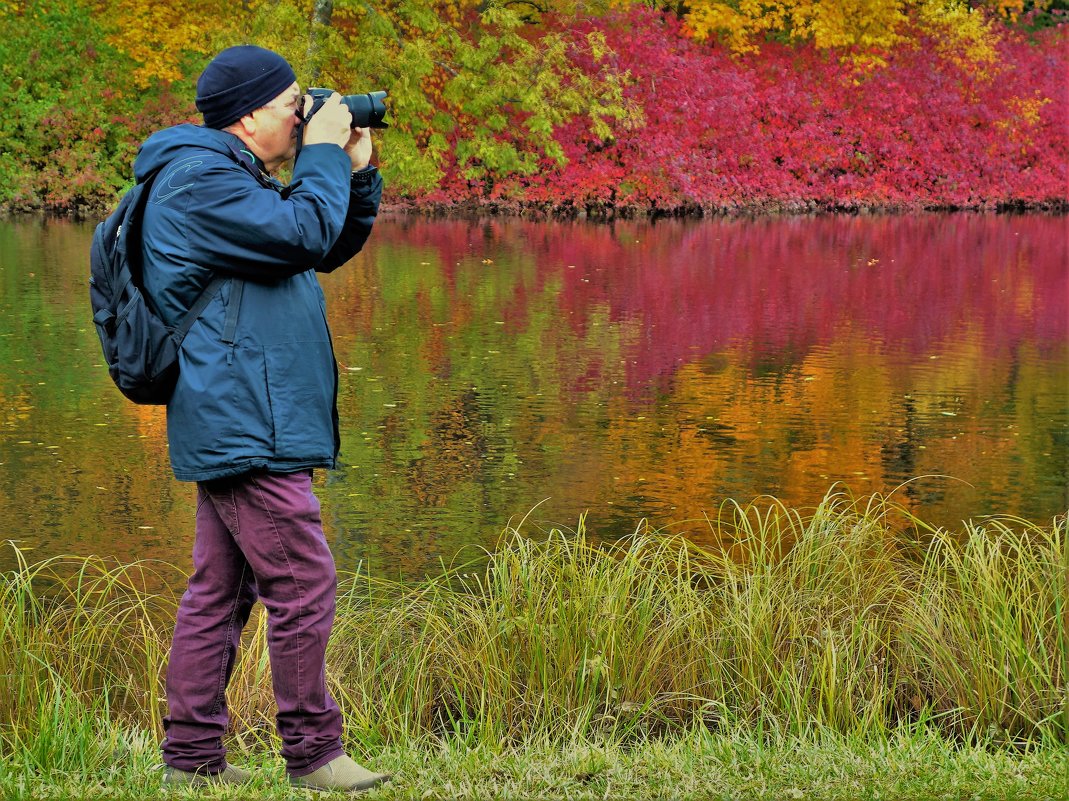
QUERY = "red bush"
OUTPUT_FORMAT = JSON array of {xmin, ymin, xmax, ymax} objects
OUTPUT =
[{"xmin": 411, "ymin": 9, "xmax": 1067, "ymax": 214}]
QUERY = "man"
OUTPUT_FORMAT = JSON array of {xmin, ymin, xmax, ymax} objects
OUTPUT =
[{"xmin": 135, "ymin": 45, "xmax": 388, "ymax": 793}]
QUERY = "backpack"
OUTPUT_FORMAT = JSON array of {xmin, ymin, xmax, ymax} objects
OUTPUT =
[{"xmin": 89, "ymin": 169, "xmax": 224, "ymax": 405}]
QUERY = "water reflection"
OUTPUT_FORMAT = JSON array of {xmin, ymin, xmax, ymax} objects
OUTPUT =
[{"xmin": 0, "ymin": 214, "xmax": 1065, "ymax": 582}]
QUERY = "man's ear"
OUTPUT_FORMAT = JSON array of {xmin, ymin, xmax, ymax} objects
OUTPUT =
[
  {"xmin": 237, "ymin": 111, "xmax": 258, "ymax": 136},
  {"xmin": 222, "ymin": 113, "xmax": 257, "ymax": 140}
]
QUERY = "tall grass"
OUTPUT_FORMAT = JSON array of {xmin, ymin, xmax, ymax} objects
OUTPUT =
[
  {"xmin": 1, "ymin": 487, "xmax": 1065, "ymax": 769},
  {"xmin": 0, "ymin": 548, "xmax": 174, "ymax": 772}
]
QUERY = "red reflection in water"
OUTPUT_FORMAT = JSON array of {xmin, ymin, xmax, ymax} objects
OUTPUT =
[{"xmin": 376, "ymin": 214, "xmax": 1067, "ymax": 393}]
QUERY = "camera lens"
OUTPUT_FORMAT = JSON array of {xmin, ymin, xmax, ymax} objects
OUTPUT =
[{"xmin": 341, "ymin": 92, "xmax": 389, "ymax": 129}]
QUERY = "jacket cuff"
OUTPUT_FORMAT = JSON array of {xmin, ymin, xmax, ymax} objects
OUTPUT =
[{"xmin": 351, "ymin": 165, "xmax": 378, "ymax": 186}]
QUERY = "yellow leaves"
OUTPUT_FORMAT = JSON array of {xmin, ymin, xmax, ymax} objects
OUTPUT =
[
  {"xmin": 984, "ymin": 0, "xmax": 1026, "ymax": 21},
  {"xmin": 995, "ymin": 91, "xmax": 1053, "ymax": 150},
  {"xmin": 1004, "ymin": 93, "xmax": 1052, "ymax": 128},
  {"xmin": 685, "ymin": 2, "xmax": 776, "ymax": 52},
  {"xmin": 684, "ymin": 0, "xmax": 912, "ymax": 54},
  {"xmin": 92, "ymin": 0, "xmax": 249, "ymax": 88},
  {"xmin": 682, "ymin": 0, "xmax": 1002, "ymax": 71},
  {"xmin": 792, "ymin": 0, "xmax": 909, "ymax": 51},
  {"xmin": 972, "ymin": 0, "xmax": 1052, "ymax": 24},
  {"xmin": 918, "ymin": 0, "xmax": 1000, "ymax": 69},
  {"xmin": 684, "ymin": 0, "xmax": 799, "ymax": 52},
  {"xmin": 587, "ymin": 30, "xmax": 610, "ymax": 63}
]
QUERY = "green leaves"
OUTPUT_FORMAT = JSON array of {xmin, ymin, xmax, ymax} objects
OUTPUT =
[
  {"xmin": 0, "ymin": 0, "xmax": 140, "ymax": 209},
  {"xmin": 0, "ymin": 0, "xmax": 632, "ymax": 210},
  {"xmin": 310, "ymin": 1, "xmax": 633, "ymax": 192}
]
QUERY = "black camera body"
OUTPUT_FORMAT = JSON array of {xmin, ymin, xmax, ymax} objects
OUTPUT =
[{"xmin": 306, "ymin": 87, "xmax": 389, "ymax": 129}]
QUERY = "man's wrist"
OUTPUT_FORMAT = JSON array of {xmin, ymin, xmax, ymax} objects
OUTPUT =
[{"xmin": 351, "ymin": 165, "xmax": 376, "ymax": 185}]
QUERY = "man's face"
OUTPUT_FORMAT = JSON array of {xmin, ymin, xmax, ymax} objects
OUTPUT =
[{"xmin": 250, "ymin": 81, "xmax": 302, "ymax": 170}]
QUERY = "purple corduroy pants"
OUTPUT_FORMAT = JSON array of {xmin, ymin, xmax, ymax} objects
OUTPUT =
[{"xmin": 161, "ymin": 469, "xmax": 344, "ymax": 777}]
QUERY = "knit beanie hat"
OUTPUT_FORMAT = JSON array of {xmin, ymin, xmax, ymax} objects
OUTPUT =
[{"xmin": 195, "ymin": 45, "xmax": 297, "ymax": 129}]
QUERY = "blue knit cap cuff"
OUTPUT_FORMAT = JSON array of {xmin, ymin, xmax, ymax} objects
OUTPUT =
[{"xmin": 196, "ymin": 45, "xmax": 297, "ymax": 129}]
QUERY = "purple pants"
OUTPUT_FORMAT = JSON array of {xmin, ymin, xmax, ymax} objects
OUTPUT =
[{"xmin": 161, "ymin": 470, "xmax": 344, "ymax": 777}]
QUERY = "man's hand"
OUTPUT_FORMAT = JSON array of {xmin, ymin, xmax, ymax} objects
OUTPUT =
[
  {"xmin": 346, "ymin": 126, "xmax": 373, "ymax": 171},
  {"xmin": 300, "ymin": 93, "xmax": 352, "ymax": 149}
]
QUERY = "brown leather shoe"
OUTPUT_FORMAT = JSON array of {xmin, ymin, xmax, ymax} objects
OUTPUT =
[{"xmin": 289, "ymin": 755, "xmax": 390, "ymax": 793}]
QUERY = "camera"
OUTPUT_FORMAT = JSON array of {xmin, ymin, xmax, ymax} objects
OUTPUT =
[
  {"xmin": 295, "ymin": 87, "xmax": 388, "ymax": 158},
  {"xmin": 305, "ymin": 87, "xmax": 389, "ymax": 129}
]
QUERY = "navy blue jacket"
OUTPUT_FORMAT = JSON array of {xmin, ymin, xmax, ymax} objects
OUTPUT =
[{"xmin": 134, "ymin": 124, "xmax": 382, "ymax": 482}]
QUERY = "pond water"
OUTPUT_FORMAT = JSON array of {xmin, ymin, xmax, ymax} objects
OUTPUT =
[{"xmin": 0, "ymin": 213, "xmax": 1066, "ymax": 581}]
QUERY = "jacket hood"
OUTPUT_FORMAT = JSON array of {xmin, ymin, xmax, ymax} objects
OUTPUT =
[{"xmin": 134, "ymin": 124, "xmax": 247, "ymax": 182}]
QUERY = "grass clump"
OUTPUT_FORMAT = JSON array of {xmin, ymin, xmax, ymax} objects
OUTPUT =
[{"xmin": 0, "ymin": 487, "xmax": 1066, "ymax": 798}]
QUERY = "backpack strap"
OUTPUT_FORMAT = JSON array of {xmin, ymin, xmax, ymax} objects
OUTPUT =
[
  {"xmin": 220, "ymin": 277, "xmax": 244, "ymax": 345},
  {"xmin": 151, "ymin": 144, "xmax": 253, "ymax": 347},
  {"xmin": 173, "ymin": 274, "xmax": 227, "ymax": 341},
  {"xmin": 122, "ymin": 165, "xmax": 166, "ymax": 309}
]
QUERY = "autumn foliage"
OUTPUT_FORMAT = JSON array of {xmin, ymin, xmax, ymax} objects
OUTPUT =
[
  {"xmin": 0, "ymin": 0, "xmax": 1064, "ymax": 215},
  {"xmin": 415, "ymin": 8, "xmax": 1067, "ymax": 214}
]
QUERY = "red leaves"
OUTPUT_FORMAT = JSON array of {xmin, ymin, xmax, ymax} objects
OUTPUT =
[{"xmin": 405, "ymin": 8, "xmax": 1067, "ymax": 214}]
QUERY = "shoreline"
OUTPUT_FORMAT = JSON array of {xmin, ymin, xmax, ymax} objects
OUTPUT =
[{"xmin": 5, "ymin": 196, "xmax": 1068, "ymax": 224}]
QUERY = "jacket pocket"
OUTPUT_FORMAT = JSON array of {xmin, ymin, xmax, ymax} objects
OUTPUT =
[
  {"xmin": 263, "ymin": 341, "xmax": 335, "ymax": 458},
  {"xmin": 169, "ymin": 335, "xmax": 275, "ymax": 474}
]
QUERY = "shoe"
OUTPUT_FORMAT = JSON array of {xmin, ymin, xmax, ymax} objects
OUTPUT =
[
  {"xmin": 162, "ymin": 762, "xmax": 251, "ymax": 786},
  {"xmin": 290, "ymin": 755, "xmax": 390, "ymax": 793}
]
